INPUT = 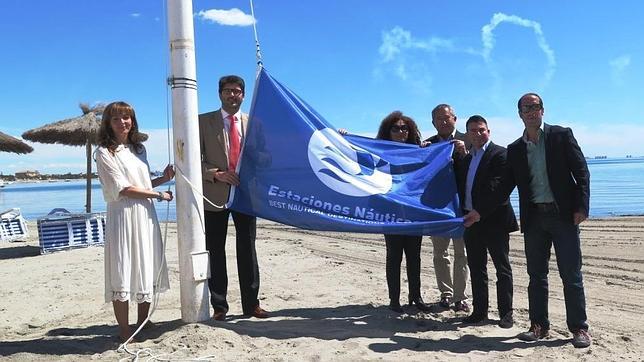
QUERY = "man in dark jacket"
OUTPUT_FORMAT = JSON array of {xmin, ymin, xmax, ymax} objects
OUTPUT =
[
  {"xmin": 457, "ymin": 115, "xmax": 518, "ymax": 328},
  {"xmin": 502, "ymin": 93, "xmax": 591, "ymax": 348}
]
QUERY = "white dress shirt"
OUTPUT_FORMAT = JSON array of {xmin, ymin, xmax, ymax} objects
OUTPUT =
[{"xmin": 464, "ymin": 140, "xmax": 491, "ymax": 211}]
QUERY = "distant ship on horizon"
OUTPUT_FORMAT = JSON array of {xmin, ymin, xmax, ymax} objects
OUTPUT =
[{"xmin": 585, "ymin": 155, "xmax": 644, "ymax": 161}]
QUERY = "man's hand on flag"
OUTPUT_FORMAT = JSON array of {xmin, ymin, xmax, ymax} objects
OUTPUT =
[
  {"xmin": 214, "ymin": 170, "xmax": 240, "ymax": 186},
  {"xmin": 451, "ymin": 139, "xmax": 468, "ymax": 156}
]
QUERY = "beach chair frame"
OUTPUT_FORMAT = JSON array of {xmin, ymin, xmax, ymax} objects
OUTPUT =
[{"xmin": 0, "ymin": 208, "xmax": 29, "ymax": 242}]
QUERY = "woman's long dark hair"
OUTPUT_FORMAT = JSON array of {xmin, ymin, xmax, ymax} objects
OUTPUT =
[
  {"xmin": 98, "ymin": 101, "xmax": 145, "ymax": 154},
  {"xmin": 376, "ymin": 110, "xmax": 421, "ymax": 145}
]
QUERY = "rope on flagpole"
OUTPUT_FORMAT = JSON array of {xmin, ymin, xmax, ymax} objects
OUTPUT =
[{"xmin": 249, "ymin": 0, "xmax": 263, "ymax": 68}]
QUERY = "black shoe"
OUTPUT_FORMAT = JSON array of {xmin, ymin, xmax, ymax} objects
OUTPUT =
[
  {"xmin": 498, "ymin": 311, "xmax": 514, "ymax": 329},
  {"xmin": 462, "ymin": 312, "xmax": 487, "ymax": 324},
  {"xmin": 408, "ymin": 297, "xmax": 432, "ymax": 312},
  {"xmin": 388, "ymin": 301, "xmax": 403, "ymax": 313}
]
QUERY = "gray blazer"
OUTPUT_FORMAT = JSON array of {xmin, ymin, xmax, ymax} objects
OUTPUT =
[{"xmin": 199, "ymin": 109, "xmax": 249, "ymax": 212}]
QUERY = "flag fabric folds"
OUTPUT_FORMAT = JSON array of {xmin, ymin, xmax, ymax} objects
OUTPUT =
[{"xmin": 229, "ymin": 68, "xmax": 464, "ymax": 237}]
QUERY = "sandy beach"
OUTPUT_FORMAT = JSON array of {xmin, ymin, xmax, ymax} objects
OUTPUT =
[{"xmin": 0, "ymin": 217, "xmax": 642, "ymax": 361}]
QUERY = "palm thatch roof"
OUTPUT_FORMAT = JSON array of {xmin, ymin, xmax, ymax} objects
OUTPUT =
[
  {"xmin": 22, "ymin": 112, "xmax": 102, "ymax": 146},
  {"xmin": 0, "ymin": 131, "xmax": 33, "ymax": 154},
  {"xmin": 21, "ymin": 104, "xmax": 147, "ymax": 146}
]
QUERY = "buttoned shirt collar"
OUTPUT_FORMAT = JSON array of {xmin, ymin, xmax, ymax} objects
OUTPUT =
[
  {"xmin": 464, "ymin": 140, "xmax": 491, "ymax": 211},
  {"xmin": 522, "ymin": 122, "xmax": 545, "ymax": 144},
  {"xmin": 221, "ymin": 109, "xmax": 241, "ymax": 126},
  {"xmin": 471, "ymin": 139, "xmax": 491, "ymax": 156}
]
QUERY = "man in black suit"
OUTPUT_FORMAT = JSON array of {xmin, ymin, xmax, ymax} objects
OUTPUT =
[
  {"xmin": 503, "ymin": 93, "xmax": 591, "ymax": 348},
  {"xmin": 423, "ymin": 104, "xmax": 471, "ymax": 313},
  {"xmin": 458, "ymin": 115, "xmax": 518, "ymax": 328}
]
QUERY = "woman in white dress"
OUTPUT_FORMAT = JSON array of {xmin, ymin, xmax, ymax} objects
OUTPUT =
[{"xmin": 96, "ymin": 101, "xmax": 174, "ymax": 342}]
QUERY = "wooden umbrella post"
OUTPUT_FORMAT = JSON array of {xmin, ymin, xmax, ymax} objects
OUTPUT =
[{"xmin": 85, "ymin": 139, "xmax": 92, "ymax": 213}]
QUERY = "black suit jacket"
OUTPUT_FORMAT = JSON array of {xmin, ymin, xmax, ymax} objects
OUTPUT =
[
  {"xmin": 455, "ymin": 142, "xmax": 518, "ymax": 233},
  {"xmin": 505, "ymin": 123, "xmax": 590, "ymax": 231}
]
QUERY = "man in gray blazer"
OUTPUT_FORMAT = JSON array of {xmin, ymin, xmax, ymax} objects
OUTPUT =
[
  {"xmin": 423, "ymin": 104, "xmax": 470, "ymax": 313},
  {"xmin": 199, "ymin": 75, "xmax": 268, "ymax": 321}
]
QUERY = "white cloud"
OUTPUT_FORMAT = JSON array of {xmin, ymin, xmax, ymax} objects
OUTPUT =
[
  {"xmin": 481, "ymin": 13, "xmax": 556, "ymax": 86},
  {"xmin": 0, "ymin": 142, "xmax": 88, "ymax": 175},
  {"xmin": 196, "ymin": 8, "xmax": 255, "ymax": 27},
  {"xmin": 609, "ymin": 54, "xmax": 631, "ymax": 85},
  {"xmin": 482, "ymin": 116, "xmax": 524, "ymax": 147},
  {"xmin": 377, "ymin": 26, "xmax": 453, "ymax": 92},
  {"xmin": 561, "ymin": 120, "xmax": 644, "ymax": 158},
  {"xmin": 130, "ymin": 13, "xmax": 141, "ymax": 18},
  {"xmin": 376, "ymin": 13, "xmax": 556, "ymax": 94},
  {"xmin": 379, "ymin": 26, "xmax": 454, "ymax": 62}
]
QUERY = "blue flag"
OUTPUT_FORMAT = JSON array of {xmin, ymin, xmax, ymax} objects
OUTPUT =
[{"xmin": 230, "ymin": 68, "xmax": 464, "ymax": 237}]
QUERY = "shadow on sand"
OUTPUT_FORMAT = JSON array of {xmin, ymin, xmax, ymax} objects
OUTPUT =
[
  {"xmin": 0, "ymin": 304, "xmax": 568, "ymax": 357},
  {"xmin": 207, "ymin": 304, "xmax": 569, "ymax": 354},
  {"xmin": 0, "ymin": 319, "xmax": 185, "ymax": 357},
  {"xmin": 0, "ymin": 244, "xmax": 40, "ymax": 260}
]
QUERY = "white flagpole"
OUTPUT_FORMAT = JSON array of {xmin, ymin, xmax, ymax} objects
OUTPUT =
[{"xmin": 167, "ymin": 0, "xmax": 210, "ymax": 322}]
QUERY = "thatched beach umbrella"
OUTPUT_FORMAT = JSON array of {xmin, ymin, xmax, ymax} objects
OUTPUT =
[
  {"xmin": 22, "ymin": 104, "xmax": 147, "ymax": 213},
  {"xmin": 0, "ymin": 131, "xmax": 33, "ymax": 154}
]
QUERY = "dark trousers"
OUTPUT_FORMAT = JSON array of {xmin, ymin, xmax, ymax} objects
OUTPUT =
[
  {"xmin": 524, "ymin": 209, "xmax": 588, "ymax": 331},
  {"xmin": 385, "ymin": 234, "xmax": 423, "ymax": 303},
  {"xmin": 463, "ymin": 222, "xmax": 513, "ymax": 318},
  {"xmin": 204, "ymin": 209, "xmax": 260, "ymax": 314}
]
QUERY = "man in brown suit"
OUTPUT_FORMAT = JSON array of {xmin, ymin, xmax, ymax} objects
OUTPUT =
[{"xmin": 199, "ymin": 75, "xmax": 268, "ymax": 321}]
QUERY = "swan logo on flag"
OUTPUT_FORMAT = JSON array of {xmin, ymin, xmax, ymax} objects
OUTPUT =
[{"xmin": 308, "ymin": 128, "xmax": 393, "ymax": 197}]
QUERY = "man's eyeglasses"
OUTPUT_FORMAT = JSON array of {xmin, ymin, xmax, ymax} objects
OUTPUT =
[
  {"xmin": 390, "ymin": 125, "xmax": 409, "ymax": 133},
  {"xmin": 520, "ymin": 104, "xmax": 542, "ymax": 113},
  {"xmin": 221, "ymin": 88, "xmax": 243, "ymax": 96}
]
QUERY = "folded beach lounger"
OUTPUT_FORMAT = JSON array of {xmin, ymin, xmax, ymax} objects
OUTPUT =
[
  {"xmin": 37, "ymin": 208, "xmax": 106, "ymax": 254},
  {"xmin": 0, "ymin": 208, "xmax": 29, "ymax": 242}
]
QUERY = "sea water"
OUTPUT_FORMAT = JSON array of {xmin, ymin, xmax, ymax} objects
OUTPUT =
[
  {"xmin": 0, "ymin": 180, "xmax": 178, "ymax": 221},
  {"xmin": 1, "ymin": 158, "xmax": 642, "ymax": 221}
]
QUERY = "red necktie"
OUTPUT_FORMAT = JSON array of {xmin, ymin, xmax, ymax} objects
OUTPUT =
[{"xmin": 228, "ymin": 115, "xmax": 241, "ymax": 171}]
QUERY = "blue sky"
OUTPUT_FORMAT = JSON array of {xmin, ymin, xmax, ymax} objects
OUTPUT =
[{"xmin": 1, "ymin": 0, "xmax": 643, "ymax": 174}]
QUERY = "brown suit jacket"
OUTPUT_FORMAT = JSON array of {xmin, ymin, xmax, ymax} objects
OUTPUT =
[{"xmin": 199, "ymin": 109, "xmax": 249, "ymax": 212}]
